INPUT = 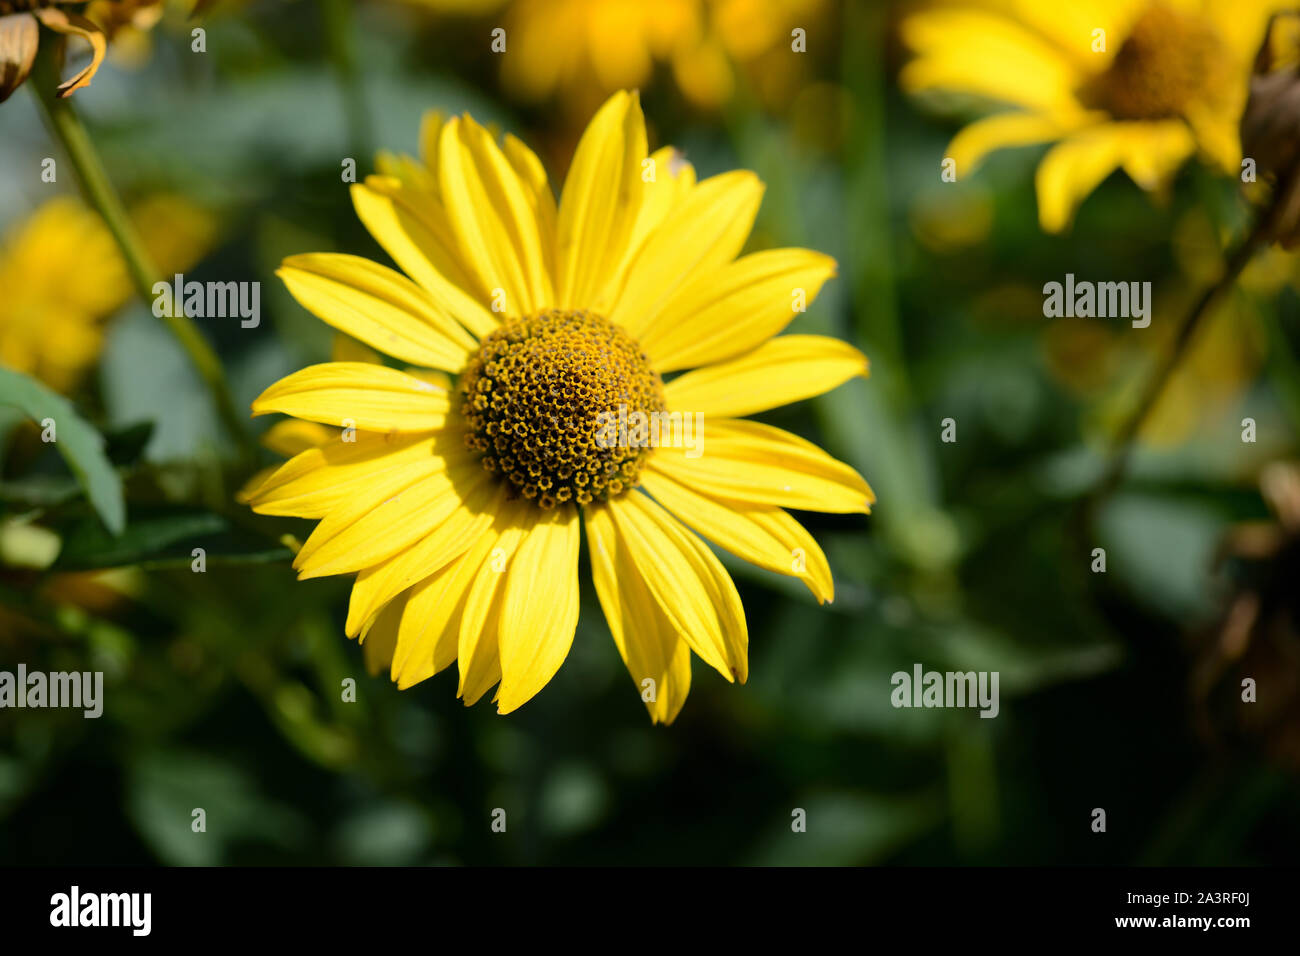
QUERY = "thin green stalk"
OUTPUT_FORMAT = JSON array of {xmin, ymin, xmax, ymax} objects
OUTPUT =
[
  {"xmin": 30, "ymin": 39, "xmax": 250, "ymax": 458},
  {"xmin": 1093, "ymin": 196, "xmax": 1279, "ymax": 501}
]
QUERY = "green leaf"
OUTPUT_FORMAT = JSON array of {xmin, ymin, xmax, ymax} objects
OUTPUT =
[
  {"xmin": 0, "ymin": 367, "xmax": 125, "ymax": 535},
  {"xmin": 52, "ymin": 504, "xmax": 292, "ymax": 570}
]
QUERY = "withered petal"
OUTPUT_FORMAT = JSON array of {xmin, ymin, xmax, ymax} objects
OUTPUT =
[
  {"xmin": 31, "ymin": 7, "xmax": 106, "ymax": 98},
  {"xmin": 0, "ymin": 13, "xmax": 39, "ymax": 105}
]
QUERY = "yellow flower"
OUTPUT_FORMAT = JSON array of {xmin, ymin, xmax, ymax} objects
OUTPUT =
[
  {"xmin": 407, "ymin": 0, "xmax": 823, "ymax": 113},
  {"xmin": 0, "ymin": 194, "xmax": 216, "ymax": 393},
  {"xmin": 900, "ymin": 0, "xmax": 1284, "ymax": 232},
  {"xmin": 0, "ymin": 197, "xmax": 126, "ymax": 391},
  {"xmin": 246, "ymin": 91, "xmax": 871, "ymax": 722}
]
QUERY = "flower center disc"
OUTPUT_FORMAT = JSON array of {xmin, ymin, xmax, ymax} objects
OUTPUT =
[
  {"xmin": 1086, "ymin": 2, "xmax": 1225, "ymax": 121},
  {"xmin": 459, "ymin": 309, "xmax": 665, "ymax": 509}
]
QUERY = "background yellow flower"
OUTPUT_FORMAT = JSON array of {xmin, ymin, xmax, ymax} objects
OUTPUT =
[
  {"xmin": 0, "ymin": 194, "xmax": 215, "ymax": 394},
  {"xmin": 403, "ymin": 0, "xmax": 825, "ymax": 115},
  {"xmin": 900, "ymin": 0, "xmax": 1286, "ymax": 231}
]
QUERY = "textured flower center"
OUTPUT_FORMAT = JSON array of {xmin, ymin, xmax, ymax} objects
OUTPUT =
[
  {"xmin": 459, "ymin": 309, "xmax": 665, "ymax": 509},
  {"xmin": 1086, "ymin": 2, "xmax": 1225, "ymax": 121}
]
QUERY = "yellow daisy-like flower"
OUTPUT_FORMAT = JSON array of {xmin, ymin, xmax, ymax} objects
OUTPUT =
[
  {"xmin": 0, "ymin": 197, "xmax": 126, "ymax": 391},
  {"xmin": 900, "ymin": 0, "xmax": 1284, "ymax": 232},
  {"xmin": 405, "ymin": 0, "xmax": 822, "ymax": 114},
  {"xmin": 0, "ymin": 194, "xmax": 215, "ymax": 393},
  {"xmin": 246, "ymin": 90, "xmax": 872, "ymax": 722}
]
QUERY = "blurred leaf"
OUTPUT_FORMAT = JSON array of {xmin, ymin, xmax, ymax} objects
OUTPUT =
[
  {"xmin": 126, "ymin": 750, "xmax": 308, "ymax": 865},
  {"xmin": 1098, "ymin": 492, "xmax": 1227, "ymax": 621},
  {"xmin": 332, "ymin": 800, "xmax": 432, "ymax": 866},
  {"xmin": 0, "ymin": 367, "xmax": 124, "ymax": 535},
  {"xmin": 748, "ymin": 791, "xmax": 942, "ymax": 865},
  {"xmin": 934, "ymin": 624, "xmax": 1123, "ymax": 695},
  {"xmin": 0, "ymin": 475, "xmax": 81, "ymax": 509},
  {"xmin": 52, "ymin": 504, "xmax": 290, "ymax": 570}
]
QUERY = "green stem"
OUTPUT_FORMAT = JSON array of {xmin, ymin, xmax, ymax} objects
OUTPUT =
[
  {"xmin": 1093, "ymin": 200, "xmax": 1276, "ymax": 500},
  {"xmin": 29, "ymin": 39, "xmax": 250, "ymax": 458}
]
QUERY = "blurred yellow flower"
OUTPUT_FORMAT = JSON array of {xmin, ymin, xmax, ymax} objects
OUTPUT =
[
  {"xmin": 0, "ymin": 197, "xmax": 127, "ymax": 392},
  {"xmin": 0, "ymin": 194, "xmax": 216, "ymax": 393},
  {"xmin": 408, "ymin": 0, "xmax": 823, "ymax": 114},
  {"xmin": 246, "ymin": 91, "xmax": 870, "ymax": 721},
  {"xmin": 901, "ymin": 0, "xmax": 1285, "ymax": 232}
]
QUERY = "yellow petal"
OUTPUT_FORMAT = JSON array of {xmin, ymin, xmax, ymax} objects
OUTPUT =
[
  {"xmin": 360, "ymin": 592, "xmax": 404, "ymax": 677},
  {"xmin": 624, "ymin": 145, "xmax": 696, "ymax": 263},
  {"xmin": 609, "ymin": 170, "xmax": 764, "ymax": 339},
  {"xmin": 1183, "ymin": 103, "xmax": 1237, "ymax": 174},
  {"xmin": 330, "ymin": 334, "xmax": 381, "ymax": 365},
  {"xmin": 639, "ymin": 248, "xmax": 836, "ymax": 371},
  {"xmin": 345, "ymin": 480, "xmax": 503, "ymax": 637},
  {"xmin": 650, "ymin": 419, "xmax": 874, "ymax": 514},
  {"xmin": 236, "ymin": 420, "xmax": 337, "ymax": 502},
  {"xmin": 664, "ymin": 335, "xmax": 867, "ymax": 418},
  {"xmin": 584, "ymin": 503, "xmax": 692, "ymax": 723},
  {"xmin": 351, "ymin": 178, "xmax": 498, "ymax": 337},
  {"xmin": 555, "ymin": 90, "xmax": 648, "ymax": 312},
  {"xmin": 946, "ymin": 110, "xmax": 1095, "ymax": 178},
  {"xmin": 245, "ymin": 431, "xmax": 441, "ymax": 518},
  {"xmin": 457, "ymin": 498, "xmax": 536, "ymax": 705},
  {"xmin": 899, "ymin": 8, "xmax": 1083, "ymax": 113},
  {"xmin": 387, "ymin": 525, "xmax": 500, "ymax": 690},
  {"xmin": 278, "ymin": 253, "xmax": 477, "ymax": 371},
  {"xmin": 418, "ymin": 109, "xmax": 447, "ymax": 176},
  {"xmin": 1118, "ymin": 120, "xmax": 1197, "ymax": 190},
  {"xmin": 606, "ymin": 491, "xmax": 747, "ymax": 683},
  {"xmin": 251, "ymin": 362, "xmax": 450, "ymax": 431},
  {"xmin": 261, "ymin": 420, "xmax": 336, "ymax": 458},
  {"xmin": 438, "ymin": 115, "xmax": 553, "ymax": 316},
  {"xmin": 501, "ymin": 132, "xmax": 559, "ymax": 286},
  {"xmin": 1035, "ymin": 124, "xmax": 1131, "ymax": 232},
  {"xmin": 496, "ymin": 503, "xmax": 581, "ymax": 713},
  {"xmin": 641, "ymin": 467, "xmax": 834, "ymax": 604},
  {"xmin": 294, "ymin": 459, "xmax": 489, "ymax": 579},
  {"xmin": 235, "ymin": 465, "xmax": 278, "ymax": 505}
]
